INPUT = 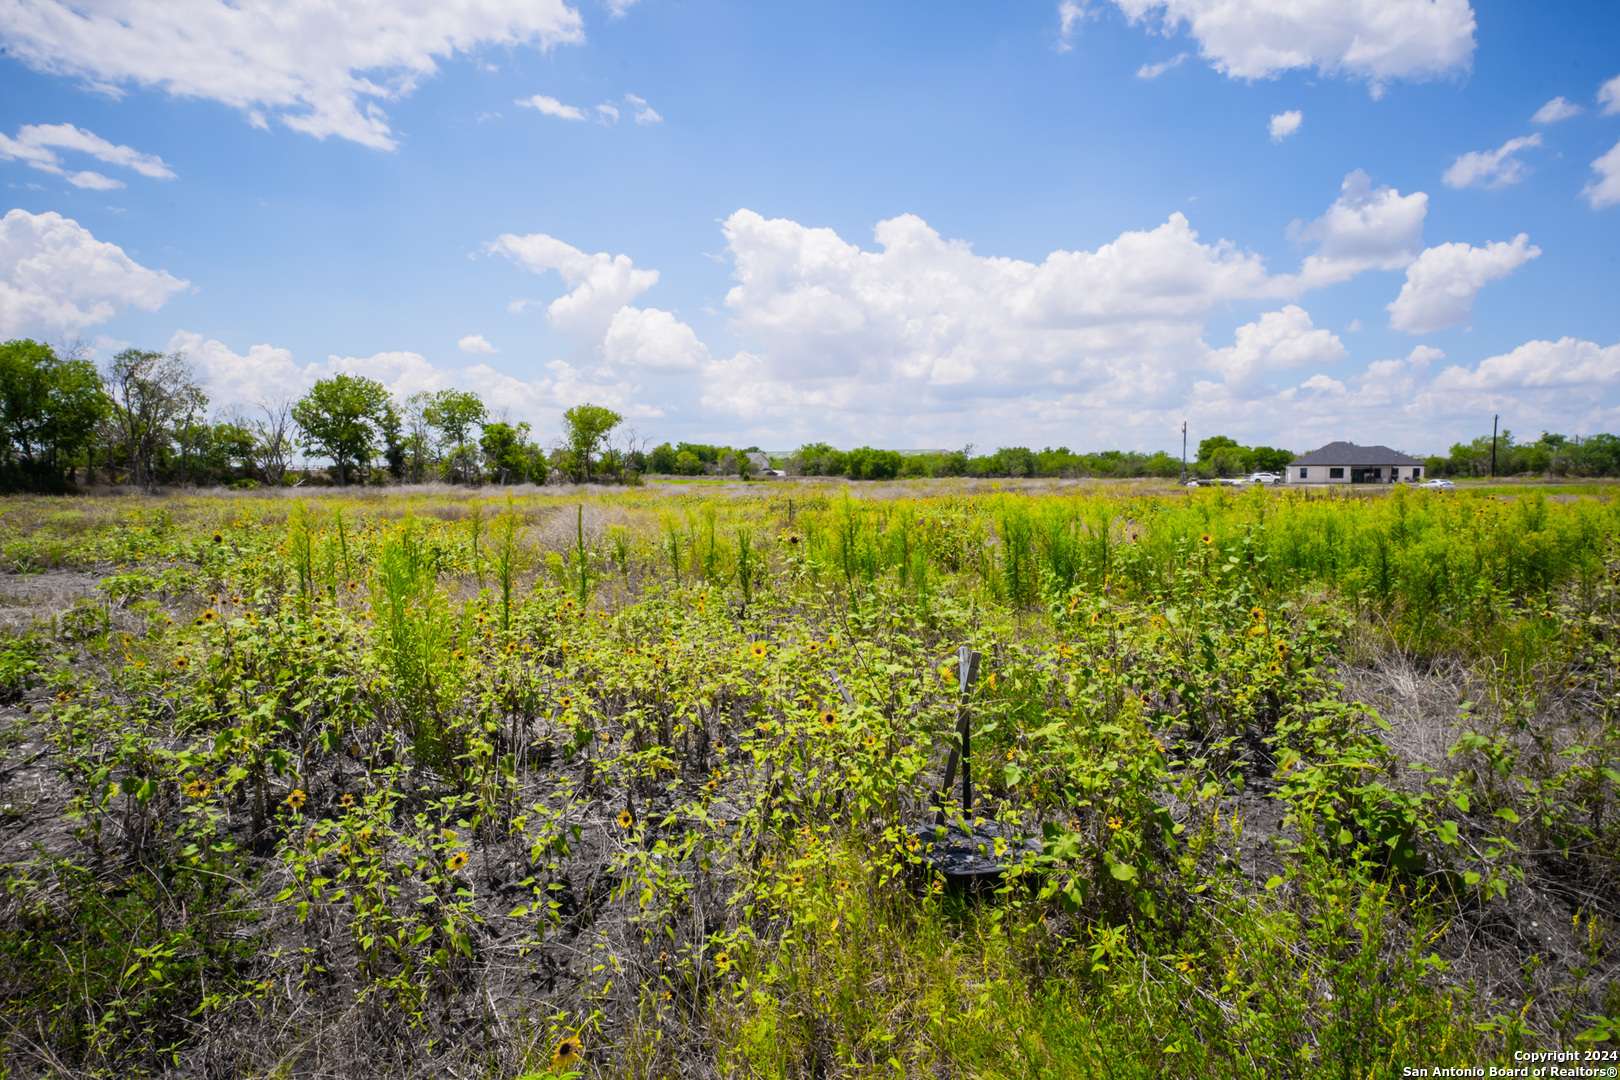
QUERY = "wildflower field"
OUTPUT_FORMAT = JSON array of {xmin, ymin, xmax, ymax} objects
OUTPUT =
[{"xmin": 1, "ymin": 480, "xmax": 1617, "ymax": 1078}]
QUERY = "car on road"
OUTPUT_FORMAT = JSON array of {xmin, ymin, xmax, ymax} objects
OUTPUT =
[
  {"xmin": 1246, "ymin": 472, "xmax": 1281, "ymax": 485},
  {"xmin": 1416, "ymin": 478, "xmax": 1456, "ymax": 490}
]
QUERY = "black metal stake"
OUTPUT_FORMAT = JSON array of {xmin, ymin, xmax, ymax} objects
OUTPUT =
[{"xmin": 935, "ymin": 646, "xmax": 981, "ymax": 826}]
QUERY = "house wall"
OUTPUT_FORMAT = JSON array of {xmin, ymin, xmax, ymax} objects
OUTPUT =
[{"xmin": 1287, "ymin": 464, "xmax": 1424, "ymax": 484}]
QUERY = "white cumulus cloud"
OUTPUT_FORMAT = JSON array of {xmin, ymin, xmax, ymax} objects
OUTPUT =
[
  {"xmin": 0, "ymin": 0, "xmax": 585, "ymax": 150},
  {"xmin": 1531, "ymin": 96, "xmax": 1581, "ymax": 124},
  {"xmin": 602, "ymin": 307, "xmax": 708, "ymax": 371},
  {"xmin": 1429, "ymin": 337, "xmax": 1620, "ymax": 392},
  {"xmin": 1206, "ymin": 305, "xmax": 1346, "ymax": 388},
  {"xmin": 1387, "ymin": 234, "xmax": 1540, "ymax": 334},
  {"xmin": 1110, "ymin": 0, "xmax": 1475, "ymax": 90},
  {"xmin": 1056, "ymin": 1, "xmax": 1092, "ymax": 52},
  {"xmin": 1288, "ymin": 170, "xmax": 1428, "ymax": 289},
  {"xmin": 1584, "ymin": 140, "xmax": 1620, "ymax": 210},
  {"xmin": 1442, "ymin": 133, "xmax": 1542, "ymax": 189},
  {"xmin": 517, "ymin": 94, "xmax": 587, "ymax": 121},
  {"xmin": 0, "ymin": 208, "xmax": 188, "ymax": 338},
  {"xmin": 698, "ymin": 206, "xmax": 1296, "ymax": 430},
  {"xmin": 624, "ymin": 93, "xmax": 662, "ymax": 125},
  {"xmin": 485, "ymin": 232, "xmax": 659, "ymax": 336},
  {"xmin": 1600, "ymin": 74, "xmax": 1620, "ymax": 116},
  {"xmin": 1136, "ymin": 52, "xmax": 1189, "ymax": 78},
  {"xmin": 457, "ymin": 333, "xmax": 496, "ymax": 354},
  {"xmin": 1268, "ymin": 110, "xmax": 1302, "ymax": 142},
  {"xmin": 0, "ymin": 122, "xmax": 175, "ymax": 189}
]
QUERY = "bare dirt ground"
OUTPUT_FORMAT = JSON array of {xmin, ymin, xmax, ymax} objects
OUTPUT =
[{"xmin": 0, "ymin": 570, "xmax": 104, "ymax": 634}]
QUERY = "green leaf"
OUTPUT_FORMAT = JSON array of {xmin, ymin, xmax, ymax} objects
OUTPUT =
[
  {"xmin": 1337, "ymin": 828, "xmax": 1354, "ymax": 846},
  {"xmin": 1494, "ymin": 807, "xmax": 1520, "ymax": 824},
  {"xmin": 1264, "ymin": 875, "xmax": 1283, "ymax": 891},
  {"xmin": 1108, "ymin": 858, "xmax": 1138, "ymax": 882}
]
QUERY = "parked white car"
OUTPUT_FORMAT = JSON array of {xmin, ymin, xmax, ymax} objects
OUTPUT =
[
  {"xmin": 1416, "ymin": 478, "xmax": 1455, "ymax": 490},
  {"xmin": 1246, "ymin": 472, "xmax": 1281, "ymax": 485}
]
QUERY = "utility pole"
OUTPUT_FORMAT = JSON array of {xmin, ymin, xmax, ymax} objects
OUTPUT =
[
  {"xmin": 1180, "ymin": 420, "xmax": 1187, "ymax": 484},
  {"xmin": 1490, "ymin": 413, "xmax": 1499, "ymax": 478}
]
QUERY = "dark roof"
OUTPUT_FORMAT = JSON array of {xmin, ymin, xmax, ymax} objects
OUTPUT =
[{"xmin": 1290, "ymin": 441, "xmax": 1424, "ymax": 467}]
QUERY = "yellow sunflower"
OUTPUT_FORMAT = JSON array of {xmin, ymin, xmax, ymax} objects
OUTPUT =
[
  {"xmin": 549, "ymin": 1033, "xmax": 583, "ymax": 1071},
  {"xmin": 446, "ymin": 850, "xmax": 469, "ymax": 872},
  {"xmin": 616, "ymin": 809, "xmax": 635, "ymax": 830}
]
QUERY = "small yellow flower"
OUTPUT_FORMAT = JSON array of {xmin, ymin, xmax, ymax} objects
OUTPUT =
[
  {"xmin": 211, "ymin": 532, "xmax": 223, "ymax": 544},
  {"xmin": 819, "ymin": 709, "xmax": 836, "ymax": 730},
  {"xmin": 172, "ymin": 655, "xmax": 189, "ymax": 670},
  {"xmin": 337, "ymin": 842, "xmax": 352, "ymax": 857},
  {"xmin": 338, "ymin": 793, "xmax": 356, "ymax": 808},
  {"xmin": 285, "ymin": 788, "xmax": 307, "ymax": 811},
  {"xmin": 183, "ymin": 778, "xmax": 212, "ymax": 799},
  {"xmin": 1200, "ymin": 533, "xmax": 1213, "ymax": 545},
  {"xmin": 791, "ymin": 873, "xmax": 806, "ymax": 888},
  {"xmin": 617, "ymin": 809, "xmax": 635, "ymax": 830},
  {"xmin": 714, "ymin": 951, "xmax": 733, "ymax": 973},
  {"xmin": 550, "ymin": 1034, "xmax": 583, "ymax": 1071},
  {"xmin": 864, "ymin": 734, "xmax": 879, "ymax": 751},
  {"xmin": 446, "ymin": 849, "xmax": 469, "ymax": 872},
  {"xmin": 1106, "ymin": 816, "xmax": 1123, "ymax": 831},
  {"xmin": 749, "ymin": 641, "xmax": 768, "ymax": 660},
  {"xmin": 1248, "ymin": 623, "xmax": 1266, "ymax": 637},
  {"xmin": 1250, "ymin": 605, "xmax": 1265, "ymax": 622}
]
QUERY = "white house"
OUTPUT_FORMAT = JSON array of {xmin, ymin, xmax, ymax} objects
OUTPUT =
[{"xmin": 1288, "ymin": 441, "xmax": 1425, "ymax": 485}]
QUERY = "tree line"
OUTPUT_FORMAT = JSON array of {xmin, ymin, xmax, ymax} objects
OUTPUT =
[
  {"xmin": 1423, "ymin": 430, "xmax": 1620, "ymax": 479},
  {"xmin": 0, "ymin": 339, "xmax": 631, "ymax": 492},
  {"xmin": 774, "ymin": 436, "xmax": 1289, "ymax": 481}
]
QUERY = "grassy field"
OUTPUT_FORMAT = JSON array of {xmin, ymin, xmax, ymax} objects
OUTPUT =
[{"xmin": 1, "ymin": 480, "xmax": 1617, "ymax": 1078}]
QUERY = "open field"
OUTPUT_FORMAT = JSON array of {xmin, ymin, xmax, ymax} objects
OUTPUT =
[{"xmin": 1, "ymin": 481, "xmax": 1618, "ymax": 1077}]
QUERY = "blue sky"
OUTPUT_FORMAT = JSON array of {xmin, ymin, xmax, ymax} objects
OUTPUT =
[{"xmin": 3, "ymin": 0, "xmax": 1618, "ymax": 455}]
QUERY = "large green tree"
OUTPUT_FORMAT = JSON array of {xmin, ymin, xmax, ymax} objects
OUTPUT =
[
  {"xmin": 0, "ymin": 339, "xmax": 109, "ymax": 490},
  {"xmin": 561, "ymin": 403, "xmax": 622, "ymax": 483},
  {"xmin": 105, "ymin": 348, "xmax": 205, "ymax": 489},
  {"xmin": 291, "ymin": 374, "xmax": 392, "ymax": 485},
  {"xmin": 480, "ymin": 420, "xmax": 544, "ymax": 484},
  {"xmin": 423, "ymin": 389, "xmax": 487, "ymax": 483}
]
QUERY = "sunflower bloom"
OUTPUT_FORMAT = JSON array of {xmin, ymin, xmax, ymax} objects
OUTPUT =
[
  {"xmin": 285, "ymin": 788, "xmax": 307, "ymax": 811},
  {"xmin": 617, "ymin": 809, "xmax": 635, "ymax": 830},
  {"xmin": 447, "ymin": 850, "xmax": 469, "ymax": 872},
  {"xmin": 550, "ymin": 1034, "xmax": 583, "ymax": 1071}
]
